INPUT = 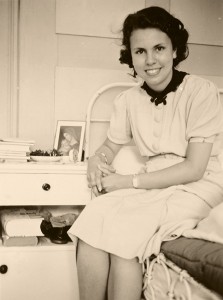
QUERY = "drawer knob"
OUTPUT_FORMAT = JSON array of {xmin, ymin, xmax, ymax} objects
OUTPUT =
[
  {"xmin": 42, "ymin": 183, "xmax": 51, "ymax": 191},
  {"xmin": 0, "ymin": 265, "xmax": 8, "ymax": 274}
]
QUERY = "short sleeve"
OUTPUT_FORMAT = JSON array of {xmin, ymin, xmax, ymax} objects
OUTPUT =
[
  {"xmin": 107, "ymin": 91, "xmax": 132, "ymax": 144},
  {"xmin": 186, "ymin": 80, "xmax": 223, "ymax": 143}
]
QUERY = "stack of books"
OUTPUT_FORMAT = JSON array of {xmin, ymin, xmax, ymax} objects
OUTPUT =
[
  {"xmin": 0, "ymin": 138, "xmax": 35, "ymax": 162},
  {"xmin": 0, "ymin": 208, "xmax": 44, "ymax": 247}
]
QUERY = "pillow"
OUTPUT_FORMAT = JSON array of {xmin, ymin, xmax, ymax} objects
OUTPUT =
[
  {"xmin": 112, "ymin": 146, "xmax": 147, "ymax": 175},
  {"xmin": 183, "ymin": 202, "xmax": 223, "ymax": 244}
]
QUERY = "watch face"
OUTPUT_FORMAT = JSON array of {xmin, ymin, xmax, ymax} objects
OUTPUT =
[{"xmin": 133, "ymin": 174, "xmax": 138, "ymax": 188}]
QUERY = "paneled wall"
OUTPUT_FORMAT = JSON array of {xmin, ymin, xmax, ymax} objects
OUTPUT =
[
  {"xmin": 0, "ymin": 0, "xmax": 10, "ymax": 137},
  {"xmin": 6, "ymin": 0, "xmax": 223, "ymax": 148},
  {"xmin": 19, "ymin": 0, "xmax": 57, "ymax": 148},
  {"xmin": 0, "ymin": 0, "xmax": 19, "ymax": 138}
]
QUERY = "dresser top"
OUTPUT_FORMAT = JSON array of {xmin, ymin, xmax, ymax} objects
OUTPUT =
[{"xmin": 0, "ymin": 161, "xmax": 87, "ymax": 174}]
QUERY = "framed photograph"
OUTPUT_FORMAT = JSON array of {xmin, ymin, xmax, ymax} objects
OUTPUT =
[{"xmin": 54, "ymin": 120, "xmax": 86, "ymax": 162}]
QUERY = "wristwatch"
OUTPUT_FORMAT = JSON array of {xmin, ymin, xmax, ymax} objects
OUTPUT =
[{"xmin": 132, "ymin": 174, "xmax": 139, "ymax": 188}]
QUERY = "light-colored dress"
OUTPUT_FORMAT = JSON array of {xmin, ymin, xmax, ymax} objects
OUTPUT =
[{"xmin": 69, "ymin": 75, "xmax": 223, "ymax": 263}]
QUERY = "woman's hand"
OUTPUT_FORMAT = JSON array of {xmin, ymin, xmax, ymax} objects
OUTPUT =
[
  {"xmin": 87, "ymin": 155, "xmax": 116, "ymax": 196},
  {"xmin": 87, "ymin": 138, "xmax": 122, "ymax": 196},
  {"xmin": 100, "ymin": 173, "xmax": 133, "ymax": 193}
]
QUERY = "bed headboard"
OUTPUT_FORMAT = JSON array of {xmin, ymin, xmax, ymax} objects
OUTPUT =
[
  {"xmin": 85, "ymin": 82, "xmax": 138, "ymax": 159},
  {"xmin": 85, "ymin": 82, "xmax": 223, "ymax": 169}
]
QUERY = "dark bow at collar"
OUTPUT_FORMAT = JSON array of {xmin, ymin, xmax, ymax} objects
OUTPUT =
[{"xmin": 141, "ymin": 69, "xmax": 188, "ymax": 106}]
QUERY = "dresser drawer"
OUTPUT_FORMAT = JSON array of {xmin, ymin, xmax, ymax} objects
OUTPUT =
[
  {"xmin": 0, "ymin": 173, "xmax": 91, "ymax": 205},
  {"xmin": 0, "ymin": 244, "xmax": 79, "ymax": 300}
]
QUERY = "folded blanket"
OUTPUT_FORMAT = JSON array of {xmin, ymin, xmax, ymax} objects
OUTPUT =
[{"xmin": 183, "ymin": 202, "xmax": 223, "ymax": 244}]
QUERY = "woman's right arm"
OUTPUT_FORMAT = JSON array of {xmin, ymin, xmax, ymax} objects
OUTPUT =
[{"xmin": 87, "ymin": 138, "xmax": 122, "ymax": 196}]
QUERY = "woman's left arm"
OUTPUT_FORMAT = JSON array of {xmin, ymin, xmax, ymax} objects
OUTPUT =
[{"xmin": 101, "ymin": 142, "xmax": 213, "ymax": 192}]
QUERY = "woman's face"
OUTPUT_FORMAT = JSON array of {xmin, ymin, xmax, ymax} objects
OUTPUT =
[
  {"xmin": 64, "ymin": 132, "xmax": 72, "ymax": 141},
  {"xmin": 130, "ymin": 28, "xmax": 176, "ymax": 92}
]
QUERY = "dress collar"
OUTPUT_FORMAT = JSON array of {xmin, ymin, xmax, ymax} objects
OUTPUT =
[{"xmin": 141, "ymin": 69, "xmax": 188, "ymax": 106}]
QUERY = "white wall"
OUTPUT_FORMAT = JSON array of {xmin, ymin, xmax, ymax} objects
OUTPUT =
[
  {"xmin": 18, "ymin": 0, "xmax": 57, "ymax": 149},
  {"xmin": 0, "ymin": 0, "xmax": 10, "ymax": 137},
  {"xmin": 0, "ymin": 0, "xmax": 19, "ymax": 138}
]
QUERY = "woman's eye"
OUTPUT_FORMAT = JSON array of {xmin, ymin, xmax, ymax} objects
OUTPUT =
[
  {"xmin": 135, "ymin": 49, "xmax": 144, "ymax": 54},
  {"xmin": 156, "ymin": 46, "xmax": 165, "ymax": 52}
]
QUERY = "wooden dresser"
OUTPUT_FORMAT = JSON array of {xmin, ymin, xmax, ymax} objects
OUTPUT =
[{"xmin": 0, "ymin": 162, "xmax": 91, "ymax": 300}]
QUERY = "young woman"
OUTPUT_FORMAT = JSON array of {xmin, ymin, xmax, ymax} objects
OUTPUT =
[{"xmin": 68, "ymin": 6, "xmax": 223, "ymax": 300}]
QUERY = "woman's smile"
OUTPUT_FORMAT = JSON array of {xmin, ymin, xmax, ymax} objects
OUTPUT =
[{"xmin": 145, "ymin": 68, "xmax": 161, "ymax": 76}]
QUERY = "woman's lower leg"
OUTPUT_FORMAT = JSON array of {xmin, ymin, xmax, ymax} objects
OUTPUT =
[
  {"xmin": 107, "ymin": 255, "xmax": 143, "ymax": 300},
  {"xmin": 76, "ymin": 240, "xmax": 110, "ymax": 300}
]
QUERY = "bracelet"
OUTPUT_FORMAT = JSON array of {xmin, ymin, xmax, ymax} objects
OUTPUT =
[
  {"xmin": 95, "ymin": 152, "xmax": 108, "ymax": 164},
  {"xmin": 132, "ymin": 174, "xmax": 139, "ymax": 188}
]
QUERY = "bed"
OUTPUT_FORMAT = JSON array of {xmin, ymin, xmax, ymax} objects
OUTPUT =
[{"xmin": 85, "ymin": 81, "xmax": 223, "ymax": 300}]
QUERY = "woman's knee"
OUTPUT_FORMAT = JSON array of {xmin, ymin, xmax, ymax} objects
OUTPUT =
[
  {"xmin": 110, "ymin": 254, "xmax": 140, "ymax": 267},
  {"xmin": 77, "ymin": 239, "xmax": 88, "ymax": 253},
  {"xmin": 77, "ymin": 239, "xmax": 109, "ymax": 263},
  {"xmin": 77, "ymin": 239, "xmax": 90, "ymax": 251},
  {"xmin": 77, "ymin": 239, "xmax": 96, "ymax": 262}
]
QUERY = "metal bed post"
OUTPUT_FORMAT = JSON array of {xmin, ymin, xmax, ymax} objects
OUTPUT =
[{"xmin": 84, "ymin": 82, "xmax": 138, "ymax": 160}]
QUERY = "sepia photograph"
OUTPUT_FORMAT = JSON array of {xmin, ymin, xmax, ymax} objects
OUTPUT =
[
  {"xmin": 54, "ymin": 120, "xmax": 86, "ymax": 162},
  {"xmin": 0, "ymin": 0, "xmax": 223, "ymax": 300}
]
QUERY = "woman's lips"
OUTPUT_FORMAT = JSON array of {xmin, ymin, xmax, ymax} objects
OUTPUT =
[{"xmin": 145, "ymin": 68, "xmax": 161, "ymax": 76}]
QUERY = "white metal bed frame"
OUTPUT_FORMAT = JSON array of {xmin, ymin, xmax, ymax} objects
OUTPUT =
[{"xmin": 85, "ymin": 82, "xmax": 138, "ymax": 159}]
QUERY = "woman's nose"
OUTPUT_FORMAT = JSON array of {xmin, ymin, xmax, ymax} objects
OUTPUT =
[{"xmin": 145, "ymin": 52, "xmax": 156, "ymax": 65}]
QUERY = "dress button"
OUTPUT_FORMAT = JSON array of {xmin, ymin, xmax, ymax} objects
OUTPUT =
[
  {"xmin": 154, "ymin": 129, "xmax": 161, "ymax": 137},
  {"xmin": 154, "ymin": 111, "xmax": 162, "ymax": 122},
  {"xmin": 152, "ymin": 143, "xmax": 159, "ymax": 151},
  {"xmin": 156, "ymin": 104, "xmax": 163, "ymax": 110},
  {"xmin": 155, "ymin": 116, "xmax": 161, "ymax": 123}
]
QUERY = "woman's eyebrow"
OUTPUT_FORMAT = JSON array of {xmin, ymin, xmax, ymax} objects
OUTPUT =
[
  {"xmin": 153, "ymin": 42, "xmax": 166, "ymax": 47},
  {"xmin": 131, "ymin": 46, "xmax": 145, "ymax": 50}
]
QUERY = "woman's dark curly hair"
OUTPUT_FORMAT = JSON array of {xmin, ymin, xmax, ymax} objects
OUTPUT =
[{"xmin": 119, "ymin": 6, "xmax": 189, "ymax": 70}]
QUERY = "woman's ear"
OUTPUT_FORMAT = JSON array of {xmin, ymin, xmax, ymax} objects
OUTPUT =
[{"xmin": 173, "ymin": 49, "xmax": 177, "ymax": 59}]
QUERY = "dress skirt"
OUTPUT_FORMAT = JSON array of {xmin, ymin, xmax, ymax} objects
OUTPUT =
[{"xmin": 68, "ymin": 155, "xmax": 223, "ymax": 263}]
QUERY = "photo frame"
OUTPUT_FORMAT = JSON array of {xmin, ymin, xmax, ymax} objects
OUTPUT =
[{"xmin": 54, "ymin": 120, "xmax": 86, "ymax": 162}]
